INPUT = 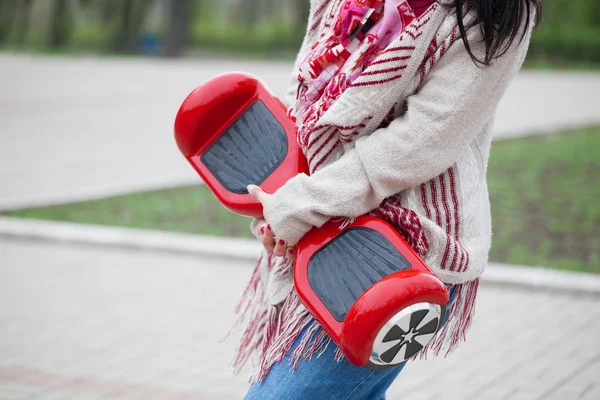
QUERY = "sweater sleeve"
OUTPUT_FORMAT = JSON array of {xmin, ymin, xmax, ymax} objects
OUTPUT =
[{"xmin": 264, "ymin": 23, "xmax": 533, "ymax": 245}]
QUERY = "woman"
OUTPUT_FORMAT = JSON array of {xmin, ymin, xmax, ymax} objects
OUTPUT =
[{"xmin": 235, "ymin": 0, "xmax": 541, "ymax": 398}]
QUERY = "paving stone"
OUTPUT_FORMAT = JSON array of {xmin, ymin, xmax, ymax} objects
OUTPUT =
[
  {"xmin": 580, "ymin": 384, "xmax": 600, "ymax": 400},
  {"xmin": 1, "ymin": 237, "xmax": 599, "ymax": 399}
]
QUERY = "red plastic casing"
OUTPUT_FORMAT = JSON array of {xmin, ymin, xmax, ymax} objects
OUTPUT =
[
  {"xmin": 294, "ymin": 216, "xmax": 450, "ymax": 366},
  {"xmin": 174, "ymin": 72, "xmax": 308, "ymax": 218},
  {"xmin": 174, "ymin": 73, "xmax": 450, "ymax": 367}
]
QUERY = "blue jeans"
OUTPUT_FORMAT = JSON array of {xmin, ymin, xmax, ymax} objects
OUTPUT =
[
  {"xmin": 244, "ymin": 329, "xmax": 406, "ymax": 400},
  {"xmin": 244, "ymin": 286, "xmax": 456, "ymax": 400}
]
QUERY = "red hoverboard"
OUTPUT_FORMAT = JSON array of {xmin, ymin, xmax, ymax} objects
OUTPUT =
[{"xmin": 174, "ymin": 72, "xmax": 449, "ymax": 369}]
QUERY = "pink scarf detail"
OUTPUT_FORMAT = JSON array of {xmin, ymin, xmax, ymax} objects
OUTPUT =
[{"xmin": 293, "ymin": 0, "xmax": 418, "ymax": 150}]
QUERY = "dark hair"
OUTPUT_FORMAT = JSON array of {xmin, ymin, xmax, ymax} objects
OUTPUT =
[{"xmin": 453, "ymin": 0, "xmax": 542, "ymax": 65}]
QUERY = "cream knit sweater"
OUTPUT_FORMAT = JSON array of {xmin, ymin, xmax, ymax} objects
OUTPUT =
[
  {"xmin": 256, "ymin": 0, "xmax": 534, "ymax": 288},
  {"xmin": 235, "ymin": 0, "xmax": 536, "ymax": 380}
]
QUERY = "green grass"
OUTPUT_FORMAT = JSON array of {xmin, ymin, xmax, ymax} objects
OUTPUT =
[
  {"xmin": 4, "ymin": 185, "xmax": 253, "ymax": 239},
  {"xmin": 522, "ymin": 56, "xmax": 600, "ymax": 71},
  {"xmin": 3, "ymin": 127, "xmax": 599, "ymax": 273},
  {"xmin": 487, "ymin": 127, "xmax": 599, "ymax": 273}
]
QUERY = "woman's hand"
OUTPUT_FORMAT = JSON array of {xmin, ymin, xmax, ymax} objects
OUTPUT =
[{"xmin": 248, "ymin": 185, "xmax": 295, "ymax": 260}]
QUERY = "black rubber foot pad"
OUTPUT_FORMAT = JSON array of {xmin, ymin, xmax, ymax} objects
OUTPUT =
[
  {"xmin": 200, "ymin": 100, "xmax": 288, "ymax": 194},
  {"xmin": 307, "ymin": 228, "xmax": 412, "ymax": 322}
]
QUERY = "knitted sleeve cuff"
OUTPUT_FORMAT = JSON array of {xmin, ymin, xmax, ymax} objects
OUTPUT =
[
  {"xmin": 261, "ymin": 149, "xmax": 377, "ymax": 245},
  {"xmin": 261, "ymin": 173, "xmax": 326, "ymax": 245}
]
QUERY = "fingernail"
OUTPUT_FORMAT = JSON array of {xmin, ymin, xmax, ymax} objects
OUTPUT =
[
  {"xmin": 288, "ymin": 248, "xmax": 294, "ymax": 253},
  {"xmin": 260, "ymin": 227, "xmax": 265, "ymax": 234},
  {"xmin": 278, "ymin": 239, "xmax": 285, "ymax": 245},
  {"xmin": 267, "ymin": 225, "xmax": 271, "ymax": 231}
]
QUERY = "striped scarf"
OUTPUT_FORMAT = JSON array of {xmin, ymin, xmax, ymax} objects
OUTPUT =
[
  {"xmin": 233, "ymin": 0, "xmax": 481, "ymax": 383},
  {"xmin": 293, "ymin": 0, "xmax": 418, "ymax": 156}
]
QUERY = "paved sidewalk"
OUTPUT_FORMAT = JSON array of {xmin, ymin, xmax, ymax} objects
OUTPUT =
[
  {"xmin": 1, "ymin": 54, "xmax": 600, "ymax": 210},
  {"xmin": 1, "ymin": 237, "xmax": 598, "ymax": 399},
  {"xmin": 0, "ymin": 54, "xmax": 292, "ymax": 211}
]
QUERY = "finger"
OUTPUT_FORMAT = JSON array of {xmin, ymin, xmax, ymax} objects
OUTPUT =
[
  {"xmin": 273, "ymin": 238, "xmax": 287, "ymax": 257},
  {"xmin": 257, "ymin": 221, "xmax": 268, "ymax": 240},
  {"xmin": 285, "ymin": 246, "xmax": 296, "ymax": 261},
  {"xmin": 262, "ymin": 224, "xmax": 275, "ymax": 253},
  {"xmin": 247, "ymin": 185, "xmax": 267, "ymax": 203}
]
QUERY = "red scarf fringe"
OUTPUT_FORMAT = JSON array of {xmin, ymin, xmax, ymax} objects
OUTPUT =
[{"xmin": 231, "ymin": 255, "xmax": 480, "ymax": 383}]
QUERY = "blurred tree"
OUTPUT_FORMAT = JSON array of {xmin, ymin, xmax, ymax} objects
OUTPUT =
[
  {"xmin": 111, "ymin": 0, "xmax": 151, "ymax": 53},
  {"xmin": 0, "ymin": 0, "xmax": 17, "ymax": 43},
  {"xmin": 112, "ymin": 0, "xmax": 135, "ymax": 52},
  {"xmin": 239, "ymin": 0, "xmax": 260, "ymax": 28},
  {"xmin": 14, "ymin": 0, "xmax": 34, "ymax": 46},
  {"xmin": 163, "ymin": 0, "xmax": 190, "ymax": 57},
  {"xmin": 48, "ymin": 0, "xmax": 73, "ymax": 48},
  {"xmin": 260, "ymin": 0, "xmax": 277, "ymax": 20},
  {"xmin": 100, "ymin": 0, "xmax": 115, "ymax": 24},
  {"xmin": 294, "ymin": 0, "xmax": 311, "ymax": 34}
]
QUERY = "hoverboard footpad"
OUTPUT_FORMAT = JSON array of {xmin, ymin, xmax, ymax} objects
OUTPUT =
[
  {"xmin": 200, "ymin": 100, "xmax": 288, "ymax": 194},
  {"xmin": 307, "ymin": 228, "xmax": 412, "ymax": 322}
]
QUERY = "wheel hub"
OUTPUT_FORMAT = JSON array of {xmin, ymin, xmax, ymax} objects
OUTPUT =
[{"xmin": 369, "ymin": 302, "xmax": 443, "ymax": 366}]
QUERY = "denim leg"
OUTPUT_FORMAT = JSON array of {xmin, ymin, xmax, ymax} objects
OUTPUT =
[
  {"xmin": 244, "ymin": 287, "xmax": 455, "ymax": 399},
  {"xmin": 244, "ymin": 327, "xmax": 406, "ymax": 400}
]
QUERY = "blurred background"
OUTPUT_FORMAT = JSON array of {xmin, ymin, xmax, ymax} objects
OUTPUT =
[
  {"xmin": 0, "ymin": 1, "xmax": 599, "ymax": 399},
  {"xmin": 0, "ymin": 0, "xmax": 310, "ymax": 58},
  {"xmin": 0, "ymin": 0, "xmax": 599, "ymax": 63}
]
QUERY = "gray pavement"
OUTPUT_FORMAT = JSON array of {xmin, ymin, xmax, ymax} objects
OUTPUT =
[
  {"xmin": 1, "ymin": 54, "xmax": 600, "ymax": 211},
  {"xmin": 0, "ymin": 54, "xmax": 292, "ymax": 211},
  {"xmin": 1, "ymin": 237, "xmax": 599, "ymax": 400}
]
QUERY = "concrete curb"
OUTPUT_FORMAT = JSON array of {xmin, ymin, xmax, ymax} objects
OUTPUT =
[
  {"xmin": 0, "ymin": 216, "xmax": 260, "ymax": 262},
  {"xmin": 481, "ymin": 263, "xmax": 600, "ymax": 295},
  {"xmin": 1, "ymin": 216, "xmax": 599, "ymax": 295}
]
